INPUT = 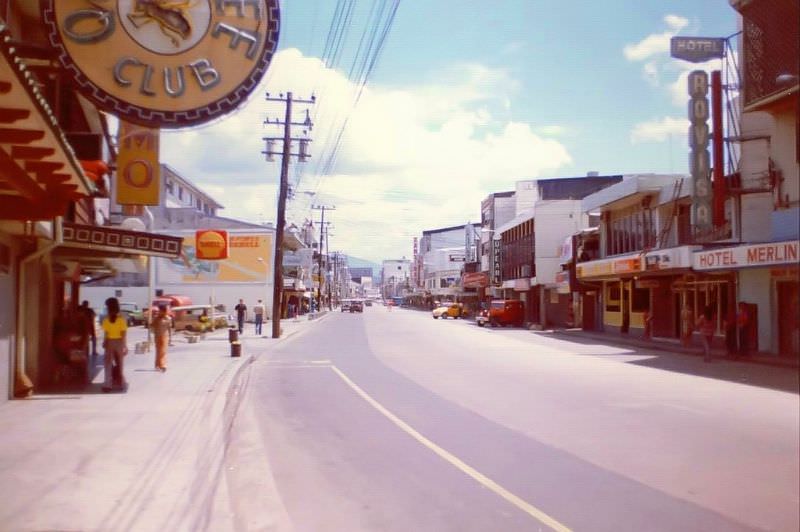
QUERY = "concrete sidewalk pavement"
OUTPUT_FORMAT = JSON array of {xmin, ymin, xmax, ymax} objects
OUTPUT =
[{"xmin": 0, "ymin": 313, "xmax": 327, "ymax": 532}]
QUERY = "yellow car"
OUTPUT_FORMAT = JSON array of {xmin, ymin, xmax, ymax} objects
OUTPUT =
[{"xmin": 432, "ymin": 303, "xmax": 463, "ymax": 319}]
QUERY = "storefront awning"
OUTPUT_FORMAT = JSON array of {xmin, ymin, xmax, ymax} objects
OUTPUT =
[
  {"xmin": 0, "ymin": 23, "xmax": 95, "ymax": 220},
  {"xmin": 58, "ymin": 223, "xmax": 183, "ymax": 259}
]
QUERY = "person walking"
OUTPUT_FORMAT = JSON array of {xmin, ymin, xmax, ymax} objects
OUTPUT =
[
  {"xmin": 151, "ymin": 304, "xmax": 171, "ymax": 372},
  {"xmin": 101, "ymin": 297, "xmax": 128, "ymax": 392},
  {"xmin": 234, "ymin": 299, "xmax": 247, "ymax": 334},
  {"xmin": 253, "ymin": 299, "xmax": 265, "ymax": 335},
  {"xmin": 696, "ymin": 305, "xmax": 716, "ymax": 362}
]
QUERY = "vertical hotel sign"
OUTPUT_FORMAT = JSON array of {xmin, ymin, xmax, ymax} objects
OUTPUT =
[
  {"xmin": 117, "ymin": 121, "xmax": 160, "ymax": 205},
  {"xmin": 688, "ymin": 70, "xmax": 712, "ymax": 232}
]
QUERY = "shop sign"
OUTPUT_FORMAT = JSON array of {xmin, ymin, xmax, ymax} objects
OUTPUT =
[
  {"xmin": 670, "ymin": 37, "xmax": 725, "ymax": 63},
  {"xmin": 688, "ymin": 70, "xmax": 713, "ymax": 232},
  {"xmin": 462, "ymin": 271, "xmax": 489, "ymax": 288},
  {"xmin": 514, "ymin": 278, "xmax": 530, "ymax": 291},
  {"xmin": 770, "ymin": 266, "xmax": 799, "ymax": 278},
  {"xmin": 558, "ymin": 236, "xmax": 573, "ymax": 264},
  {"xmin": 195, "ymin": 229, "xmax": 229, "ymax": 260},
  {"xmin": 576, "ymin": 260, "xmax": 613, "ymax": 279},
  {"xmin": 694, "ymin": 240, "xmax": 799, "ymax": 270},
  {"xmin": 555, "ymin": 271, "xmax": 571, "ymax": 294},
  {"xmin": 43, "ymin": 1, "xmax": 280, "ymax": 128},
  {"xmin": 613, "ymin": 257, "xmax": 641, "ymax": 274},
  {"xmin": 644, "ymin": 247, "xmax": 694, "ymax": 271},
  {"xmin": 492, "ymin": 238, "xmax": 502, "ymax": 285},
  {"xmin": 116, "ymin": 121, "xmax": 160, "ymax": 205}
]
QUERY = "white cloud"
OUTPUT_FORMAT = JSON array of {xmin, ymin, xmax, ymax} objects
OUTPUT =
[
  {"xmin": 630, "ymin": 116, "xmax": 688, "ymax": 144},
  {"xmin": 161, "ymin": 49, "xmax": 572, "ymax": 262},
  {"xmin": 623, "ymin": 14, "xmax": 690, "ymax": 88}
]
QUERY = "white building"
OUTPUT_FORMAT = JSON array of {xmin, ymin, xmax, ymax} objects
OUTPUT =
[{"xmin": 381, "ymin": 259, "xmax": 412, "ymax": 298}]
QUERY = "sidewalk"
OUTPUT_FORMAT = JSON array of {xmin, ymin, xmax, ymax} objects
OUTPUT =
[
  {"xmin": 546, "ymin": 327, "xmax": 799, "ymax": 368},
  {"xmin": 0, "ymin": 313, "xmax": 327, "ymax": 532},
  {"xmin": 539, "ymin": 327, "xmax": 799, "ymax": 394}
]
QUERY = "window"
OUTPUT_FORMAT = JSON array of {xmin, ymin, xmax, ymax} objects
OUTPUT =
[
  {"xmin": 606, "ymin": 282, "xmax": 621, "ymax": 312},
  {"xmin": 178, "ymin": 186, "xmax": 183, "ymax": 200}
]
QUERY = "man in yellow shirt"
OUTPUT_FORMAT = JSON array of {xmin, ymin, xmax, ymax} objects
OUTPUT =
[{"xmin": 101, "ymin": 298, "xmax": 128, "ymax": 392}]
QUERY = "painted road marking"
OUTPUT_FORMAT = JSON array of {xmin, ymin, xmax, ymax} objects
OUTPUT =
[{"xmin": 330, "ymin": 365, "xmax": 572, "ymax": 532}]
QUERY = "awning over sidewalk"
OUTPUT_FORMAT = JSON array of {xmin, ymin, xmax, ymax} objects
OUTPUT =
[
  {"xmin": 0, "ymin": 23, "xmax": 95, "ymax": 220},
  {"xmin": 59, "ymin": 223, "xmax": 183, "ymax": 259}
]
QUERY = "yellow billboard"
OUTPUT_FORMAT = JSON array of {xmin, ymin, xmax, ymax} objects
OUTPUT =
[
  {"xmin": 157, "ymin": 232, "xmax": 273, "ymax": 283},
  {"xmin": 116, "ymin": 121, "xmax": 160, "ymax": 205}
]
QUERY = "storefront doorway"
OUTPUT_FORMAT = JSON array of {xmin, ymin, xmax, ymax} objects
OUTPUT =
[{"xmin": 777, "ymin": 281, "xmax": 799, "ymax": 359}]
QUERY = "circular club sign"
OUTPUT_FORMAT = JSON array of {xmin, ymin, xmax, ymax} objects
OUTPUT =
[{"xmin": 42, "ymin": 0, "xmax": 279, "ymax": 128}]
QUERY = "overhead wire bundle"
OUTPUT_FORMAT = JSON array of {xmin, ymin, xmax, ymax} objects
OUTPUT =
[{"xmin": 288, "ymin": 0, "xmax": 402, "ymax": 222}]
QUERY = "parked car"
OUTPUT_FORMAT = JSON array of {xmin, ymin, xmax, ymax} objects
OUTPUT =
[
  {"xmin": 120, "ymin": 302, "xmax": 145, "ymax": 326},
  {"xmin": 171, "ymin": 305, "xmax": 227, "ymax": 332},
  {"xmin": 486, "ymin": 299, "xmax": 524, "ymax": 327},
  {"xmin": 432, "ymin": 302, "xmax": 463, "ymax": 319}
]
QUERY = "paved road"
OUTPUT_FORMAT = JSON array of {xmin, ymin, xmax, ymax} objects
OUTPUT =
[{"xmin": 245, "ymin": 307, "xmax": 799, "ymax": 532}]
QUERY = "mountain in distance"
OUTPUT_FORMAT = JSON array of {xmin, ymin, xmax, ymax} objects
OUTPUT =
[{"xmin": 346, "ymin": 256, "xmax": 381, "ymax": 280}]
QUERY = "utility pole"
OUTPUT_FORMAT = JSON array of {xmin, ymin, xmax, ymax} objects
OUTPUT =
[
  {"xmin": 263, "ymin": 92, "xmax": 314, "ymax": 338},
  {"xmin": 311, "ymin": 204, "xmax": 334, "ymax": 311},
  {"xmin": 325, "ymin": 223, "xmax": 333, "ymax": 310}
]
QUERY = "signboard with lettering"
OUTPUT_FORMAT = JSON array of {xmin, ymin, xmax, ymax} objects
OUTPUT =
[
  {"xmin": 43, "ymin": 1, "xmax": 280, "ymax": 128},
  {"xmin": 688, "ymin": 70, "xmax": 713, "ymax": 233},
  {"xmin": 492, "ymin": 238, "xmax": 501, "ymax": 285},
  {"xmin": 693, "ymin": 240, "xmax": 799, "ymax": 270},
  {"xmin": 157, "ymin": 231, "xmax": 273, "ymax": 283},
  {"xmin": 670, "ymin": 37, "xmax": 725, "ymax": 63},
  {"xmin": 116, "ymin": 120, "xmax": 160, "ymax": 205},
  {"xmin": 195, "ymin": 229, "xmax": 229, "ymax": 260}
]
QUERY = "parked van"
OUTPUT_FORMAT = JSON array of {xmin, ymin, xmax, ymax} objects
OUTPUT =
[{"xmin": 483, "ymin": 299, "xmax": 524, "ymax": 327}]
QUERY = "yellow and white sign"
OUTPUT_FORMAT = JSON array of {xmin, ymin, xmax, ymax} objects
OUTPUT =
[
  {"xmin": 116, "ymin": 120, "xmax": 160, "ymax": 205},
  {"xmin": 158, "ymin": 232, "xmax": 273, "ymax": 283},
  {"xmin": 43, "ymin": 0, "xmax": 280, "ymax": 128}
]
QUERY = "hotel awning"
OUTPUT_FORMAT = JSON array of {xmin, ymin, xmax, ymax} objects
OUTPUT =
[{"xmin": 0, "ymin": 22, "xmax": 95, "ymax": 220}]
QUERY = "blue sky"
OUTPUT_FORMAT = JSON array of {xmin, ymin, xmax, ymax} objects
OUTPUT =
[{"xmin": 162, "ymin": 1, "xmax": 739, "ymax": 262}]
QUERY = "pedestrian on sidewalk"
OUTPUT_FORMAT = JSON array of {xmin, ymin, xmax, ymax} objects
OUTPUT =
[
  {"xmin": 696, "ymin": 305, "xmax": 716, "ymax": 362},
  {"xmin": 101, "ymin": 297, "xmax": 128, "ymax": 392},
  {"xmin": 253, "ymin": 299, "xmax": 265, "ymax": 335},
  {"xmin": 737, "ymin": 302, "xmax": 750, "ymax": 357},
  {"xmin": 234, "ymin": 299, "xmax": 247, "ymax": 334},
  {"xmin": 151, "ymin": 304, "xmax": 171, "ymax": 372}
]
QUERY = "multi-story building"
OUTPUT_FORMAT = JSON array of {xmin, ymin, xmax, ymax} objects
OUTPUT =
[
  {"xmin": 689, "ymin": 0, "xmax": 798, "ymax": 357},
  {"xmin": 493, "ymin": 174, "xmax": 625, "ymax": 325},
  {"xmin": 381, "ymin": 259, "xmax": 412, "ymax": 299},
  {"xmin": 416, "ymin": 223, "xmax": 481, "ymax": 305}
]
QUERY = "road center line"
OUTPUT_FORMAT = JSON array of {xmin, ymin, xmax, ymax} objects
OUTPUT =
[{"xmin": 329, "ymin": 365, "xmax": 572, "ymax": 532}]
